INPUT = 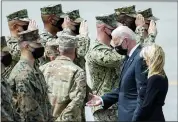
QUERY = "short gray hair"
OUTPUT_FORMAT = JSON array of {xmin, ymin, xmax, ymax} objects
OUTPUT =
[{"xmin": 111, "ymin": 25, "xmax": 136, "ymax": 41}]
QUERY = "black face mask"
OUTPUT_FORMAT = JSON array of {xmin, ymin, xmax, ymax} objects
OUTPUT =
[
  {"xmin": 52, "ymin": 18, "xmax": 64, "ymax": 31},
  {"xmin": 1, "ymin": 53, "xmax": 12, "ymax": 67},
  {"xmin": 22, "ymin": 22, "xmax": 29, "ymax": 31},
  {"xmin": 115, "ymin": 44, "xmax": 128, "ymax": 55},
  {"xmin": 73, "ymin": 23, "xmax": 81, "ymax": 35},
  {"xmin": 22, "ymin": 25, "xmax": 29, "ymax": 31},
  {"xmin": 30, "ymin": 46, "xmax": 45, "ymax": 59}
]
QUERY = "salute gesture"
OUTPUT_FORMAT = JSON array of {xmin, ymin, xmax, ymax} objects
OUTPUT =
[
  {"xmin": 28, "ymin": 20, "xmax": 38, "ymax": 31},
  {"xmin": 135, "ymin": 14, "xmax": 145, "ymax": 27},
  {"xmin": 79, "ymin": 20, "xmax": 89, "ymax": 37}
]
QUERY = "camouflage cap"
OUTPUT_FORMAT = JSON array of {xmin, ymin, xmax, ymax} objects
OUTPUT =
[
  {"xmin": 66, "ymin": 9, "xmax": 83, "ymax": 23},
  {"xmin": 96, "ymin": 13, "xmax": 118, "ymax": 28},
  {"xmin": 114, "ymin": 5, "xmax": 136, "ymax": 17},
  {"xmin": 58, "ymin": 35, "xmax": 77, "ymax": 49},
  {"xmin": 18, "ymin": 29, "xmax": 41, "ymax": 42},
  {"xmin": 6, "ymin": 9, "xmax": 30, "ymax": 22},
  {"xmin": 40, "ymin": 4, "xmax": 66, "ymax": 18},
  {"xmin": 137, "ymin": 8, "xmax": 159, "ymax": 21},
  {"xmin": 45, "ymin": 45, "xmax": 59, "ymax": 57},
  {"xmin": 0, "ymin": 36, "xmax": 10, "ymax": 51}
]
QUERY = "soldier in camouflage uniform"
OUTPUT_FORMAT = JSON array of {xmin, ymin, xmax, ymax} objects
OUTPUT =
[
  {"xmin": 39, "ymin": 45, "xmax": 59, "ymax": 70},
  {"xmin": 38, "ymin": 4, "xmax": 66, "ymax": 65},
  {"xmin": 85, "ymin": 13, "xmax": 124, "ymax": 121},
  {"xmin": 40, "ymin": 4, "xmax": 66, "ymax": 46},
  {"xmin": 40, "ymin": 35, "xmax": 86, "ymax": 121},
  {"xmin": 3, "ymin": 9, "xmax": 37, "ymax": 78},
  {"xmin": 59, "ymin": 9, "xmax": 90, "ymax": 70},
  {"xmin": 114, "ymin": 5, "xmax": 137, "ymax": 32},
  {"xmin": 114, "ymin": 6, "xmax": 158, "ymax": 46},
  {"xmin": 8, "ymin": 29, "xmax": 53, "ymax": 122},
  {"xmin": 45, "ymin": 45, "xmax": 59, "ymax": 60},
  {"xmin": 45, "ymin": 9, "xmax": 90, "ymax": 70},
  {"xmin": 135, "ymin": 8, "xmax": 158, "ymax": 46},
  {"xmin": 1, "ymin": 36, "xmax": 16, "ymax": 122}
]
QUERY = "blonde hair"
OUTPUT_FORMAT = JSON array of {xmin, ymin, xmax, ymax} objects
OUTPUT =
[{"xmin": 140, "ymin": 44, "xmax": 165, "ymax": 78}]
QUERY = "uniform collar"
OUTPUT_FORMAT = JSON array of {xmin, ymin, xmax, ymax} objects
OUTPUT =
[
  {"xmin": 55, "ymin": 55, "xmax": 73, "ymax": 61},
  {"xmin": 42, "ymin": 29, "xmax": 58, "ymax": 38}
]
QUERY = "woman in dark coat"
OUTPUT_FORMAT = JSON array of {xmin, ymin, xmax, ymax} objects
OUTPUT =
[{"xmin": 135, "ymin": 44, "xmax": 168, "ymax": 121}]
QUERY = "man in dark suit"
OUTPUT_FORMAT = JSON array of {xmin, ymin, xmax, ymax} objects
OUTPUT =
[{"xmin": 86, "ymin": 26, "xmax": 148, "ymax": 121}]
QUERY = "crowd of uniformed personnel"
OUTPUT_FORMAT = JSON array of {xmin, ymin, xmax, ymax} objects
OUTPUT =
[{"xmin": 1, "ymin": 4, "xmax": 158, "ymax": 122}]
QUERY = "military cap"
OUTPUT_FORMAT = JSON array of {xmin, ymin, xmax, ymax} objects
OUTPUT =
[
  {"xmin": 136, "ymin": 8, "xmax": 159, "ymax": 21},
  {"xmin": 45, "ymin": 45, "xmax": 59, "ymax": 57},
  {"xmin": 66, "ymin": 9, "xmax": 83, "ymax": 23},
  {"xmin": 0, "ymin": 36, "xmax": 10, "ymax": 51},
  {"xmin": 114, "ymin": 5, "xmax": 136, "ymax": 17},
  {"xmin": 40, "ymin": 4, "xmax": 66, "ymax": 18},
  {"xmin": 96, "ymin": 13, "xmax": 118, "ymax": 28},
  {"xmin": 6, "ymin": 9, "xmax": 30, "ymax": 22},
  {"xmin": 58, "ymin": 35, "xmax": 77, "ymax": 49},
  {"xmin": 18, "ymin": 29, "xmax": 41, "ymax": 42}
]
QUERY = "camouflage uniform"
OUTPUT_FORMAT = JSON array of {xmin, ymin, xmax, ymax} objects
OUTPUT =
[
  {"xmin": 1, "ymin": 36, "xmax": 16, "ymax": 122},
  {"xmin": 40, "ymin": 35, "xmax": 86, "ymax": 122},
  {"xmin": 8, "ymin": 29, "xmax": 53, "ymax": 122},
  {"xmin": 135, "ymin": 8, "xmax": 159, "ymax": 46},
  {"xmin": 40, "ymin": 4, "xmax": 66, "ymax": 47},
  {"xmin": 1, "ymin": 77, "xmax": 16, "ymax": 122},
  {"xmin": 85, "ymin": 14, "xmax": 124, "ymax": 121},
  {"xmin": 58, "ymin": 10, "xmax": 90, "ymax": 120},
  {"xmin": 3, "ymin": 9, "xmax": 29, "ymax": 78},
  {"xmin": 39, "ymin": 45, "xmax": 59, "ymax": 69},
  {"xmin": 46, "ymin": 9, "xmax": 90, "ymax": 70},
  {"xmin": 114, "ymin": 6, "xmax": 157, "ymax": 46}
]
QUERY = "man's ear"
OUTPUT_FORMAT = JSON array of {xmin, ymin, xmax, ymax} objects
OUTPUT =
[
  {"xmin": 122, "ymin": 38, "xmax": 129, "ymax": 48},
  {"xmin": 12, "ymin": 23, "xmax": 18, "ymax": 30},
  {"xmin": 104, "ymin": 26, "xmax": 112, "ymax": 34},
  {"xmin": 21, "ymin": 41, "xmax": 29, "ymax": 49},
  {"xmin": 50, "ymin": 56, "xmax": 55, "ymax": 61},
  {"xmin": 48, "ymin": 16, "xmax": 55, "ymax": 24}
]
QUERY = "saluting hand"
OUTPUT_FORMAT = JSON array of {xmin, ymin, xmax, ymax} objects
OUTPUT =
[
  {"xmin": 135, "ymin": 14, "xmax": 145, "ymax": 27},
  {"xmin": 79, "ymin": 20, "xmax": 88, "ymax": 37},
  {"xmin": 148, "ymin": 20, "xmax": 157, "ymax": 35},
  {"xmin": 28, "ymin": 20, "xmax": 38, "ymax": 31},
  {"xmin": 62, "ymin": 16, "xmax": 72, "ymax": 29}
]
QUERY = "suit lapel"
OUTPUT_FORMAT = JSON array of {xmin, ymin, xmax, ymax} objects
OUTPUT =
[{"xmin": 120, "ymin": 56, "xmax": 129, "ymax": 76}]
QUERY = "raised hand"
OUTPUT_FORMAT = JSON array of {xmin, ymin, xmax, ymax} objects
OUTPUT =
[
  {"xmin": 79, "ymin": 20, "xmax": 88, "ymax": 37},
  {"xmin": 28, "ymin": 20, "xmax": 38, "ymax": 31},
  {"xmin": 135, "ymin": 14, "xmax": 145, "ymax": 27},
  {"xmin": 148, "ymin": 20, "xmax": 157, "ymax": 35}
]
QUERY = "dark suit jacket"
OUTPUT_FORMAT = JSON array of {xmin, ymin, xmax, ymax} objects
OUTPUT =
[
  {"xmin": 102, "ymin": 45, "xmax": 148, "ymax": 121},
  {"xmin": 135, "ymin": 75, "xmax": 168, "ymax": 121}
]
